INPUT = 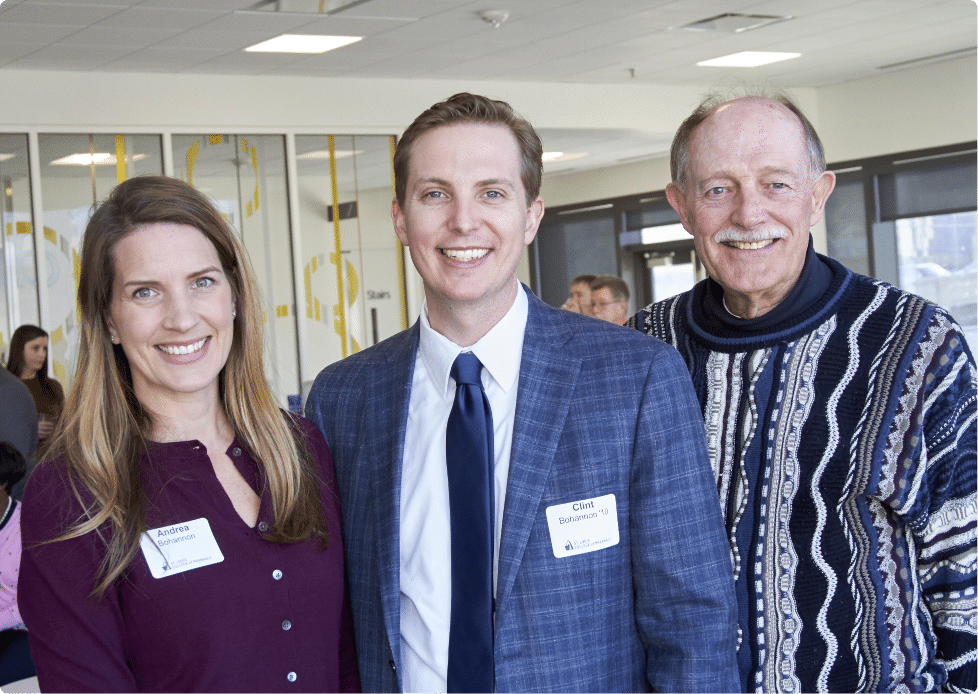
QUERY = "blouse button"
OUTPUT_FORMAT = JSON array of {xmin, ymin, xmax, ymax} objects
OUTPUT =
[
  {"xmin": 282, "ymin": 620, "xmax": 292, "ymax": 631},
  {"xmin": 231, "ymin": 447, "xmax": 242, "ymax": 457},
  {"xmin": 273, "ymin": 569, "xmax": 283, "ymax": 580},
  {"xmin": 258, "ymin": 521, "xmax": 269, "ymax": 532},
  {"xmin": 287, "ymin": 672, "xmax": 297, "ymax": 683}
]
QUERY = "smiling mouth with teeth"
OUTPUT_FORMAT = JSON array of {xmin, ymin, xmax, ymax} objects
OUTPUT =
[
  {"xmin": 441, "ymin": 248, "xmax": 490, "ymax": 262},
  {"xmin": 158, "ymin": 337, "xmax": 208, "ymax": 356},
  {"xmin": 723, "ymin": 239, "xmax": 779, "ymax": 250}
]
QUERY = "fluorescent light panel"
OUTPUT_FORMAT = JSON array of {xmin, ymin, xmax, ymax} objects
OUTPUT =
[
  {"xmin": 296, "ymin": 149, "xmax": 363, "ymax": 160},
  {"xmin": 0, "ymin": 154, "xmax": 15, "ymax": 162},
  {"xmin": 50, "ymin": 153, "xmax": 147, "ymax": 166},
  {"xmin": 543, "ymin": 152, "xmax": 588, "ymax": 163},
  {"xmin": 698, "ymin": 51, "xmax": 801, "ymax": 68},
  {"xmin": 245, "ymin": 34, "xmax": 361, "ymax": 54}
]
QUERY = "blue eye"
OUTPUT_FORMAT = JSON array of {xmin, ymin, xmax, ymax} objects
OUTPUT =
[
  {"xmin": 193, "ymin": 277, "xmax": 214, "ymax": 289},
  {"xmin": 133, "ymin": 287, "xmax": 154, "ymax": 299},
  {"xmin": 709, "ymin": 187, "xmax": 725, "ymax": 196}
]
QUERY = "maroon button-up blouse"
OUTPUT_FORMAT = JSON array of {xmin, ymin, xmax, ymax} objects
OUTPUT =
[{"xmin": 18, "ymin": 415, "xmax": 360, "ymax": 693}]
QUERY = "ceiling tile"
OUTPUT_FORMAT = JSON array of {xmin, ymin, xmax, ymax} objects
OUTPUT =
[
  {"xmin": 7, "ymin": 42, "xmax": 136, "ymax": 70},
  {"xmin": 0, "ymin": 2, "xmax": 125, "ymax": 24},
  {"xmin": 94, "ymin": 7, "xmax": 225, "ymax": 31},
  {"xmin": 58, "ymin": 24, "xmax": 187, "ymax": 48}
]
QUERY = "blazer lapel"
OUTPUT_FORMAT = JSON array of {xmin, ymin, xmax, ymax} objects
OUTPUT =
[
  {"xmin": 364, "ymin": 324, "xmax": 419, "ymax": 679},
  {"xmin": 495, "ymin": 291, "xmax": 581, "ymax": 612}
]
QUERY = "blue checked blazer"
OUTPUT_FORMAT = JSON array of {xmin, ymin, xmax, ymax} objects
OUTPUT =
[{"xmin": 306, "ymin": 288, "xmax": 739, "ymax": 693}]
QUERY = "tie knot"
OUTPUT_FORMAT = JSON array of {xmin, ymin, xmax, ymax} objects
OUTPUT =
[{"xmin": 451, "ymin": 352, "xmax": 483, "ymax": 386}]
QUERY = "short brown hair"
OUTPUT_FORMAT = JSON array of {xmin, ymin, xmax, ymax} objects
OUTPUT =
[
  {"xmin": 671, "ymin": 89, "xmax": 826, "ymax": 191},
  {"xmin": 393, "ymin": 92, "xmax": 543, "ymax": 207},
  {"xmin": 590, "ymin": 275, "xmax": 629, "ymax": 302},
  {"xmin": 571, "ymin": 274, "xmax": 597, "ymax": 287}
]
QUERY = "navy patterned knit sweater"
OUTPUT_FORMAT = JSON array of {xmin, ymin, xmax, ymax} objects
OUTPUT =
[{"xmin": 630, "ymin": 252, "xmax": 976, "ymax": 693}]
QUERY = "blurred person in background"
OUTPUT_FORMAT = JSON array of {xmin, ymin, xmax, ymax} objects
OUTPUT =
[
  {"xmin": 0, "ymin": 441, "xmax": 34, "ymax": 687},
  {"xmin": 6, "ymin": 325, "xmax": 64, "ymax": 446},
  {"xmin": 0, "ymin": 368, "xmax": 37, "ymax": 501},
  {"xmin": 560, "ymin": 273, "xmax": 596, "ymax": 316},
  {"xmin": 590, "ymin": 275, "xmax": 630, "ymax": 325}
]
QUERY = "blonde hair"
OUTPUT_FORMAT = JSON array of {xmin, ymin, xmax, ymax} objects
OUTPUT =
[{"xmin": 45, "ymin": 176, "xmax": 328, "ymax": 596}]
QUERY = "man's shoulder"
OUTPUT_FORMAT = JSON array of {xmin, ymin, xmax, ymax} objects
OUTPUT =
[
  {"xmin": 314, "ymin": 324, "xmax": 417, "ymax": 383},
  {"xmin": 525, "ymin": 296, "xmax": 680, "ymax": 365},
  {"xmin": 0, "ymin": 368, "xmax": 32, "ymax": 399}
]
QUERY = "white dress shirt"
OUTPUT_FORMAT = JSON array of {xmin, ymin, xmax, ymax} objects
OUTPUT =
[{"xmin": 399, "ymin": 285, "xmax": 528, "ymax": 693}]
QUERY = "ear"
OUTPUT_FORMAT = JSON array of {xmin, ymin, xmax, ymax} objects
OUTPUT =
[
  {"xmin": 105, "ymin": 315, "xmax": 117, "ymax": 341},
  {"xmin": 808, "ymin": 170, "xmax": 836, "ymax": 227},
  {"xmin": 522, "ymin": 196, "xmax": 545, "ymax": 245},
  {"xmin": 392, "ymin": 198, "xmax": 409, "ymax": 246},
  {"xmin": 665, "ymin": 182, "xmax": 695, "ymax": 237}
]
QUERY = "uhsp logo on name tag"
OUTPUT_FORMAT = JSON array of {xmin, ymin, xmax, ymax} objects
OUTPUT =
[{"xmin": 546, "ymin": 493, "xmax": 619, "ymax": 558}]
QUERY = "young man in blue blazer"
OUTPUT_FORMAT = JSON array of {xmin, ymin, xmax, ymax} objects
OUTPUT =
[{"xmin": 306, "ymin": 92, "xmax": 739, "ymax": 693}]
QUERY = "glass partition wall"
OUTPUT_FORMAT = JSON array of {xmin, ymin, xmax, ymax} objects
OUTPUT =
[
  {"xmin": 0, "ymin": 130, "xmax": 406, "ymax": 412},
  {"xmin": 0, "ymin": 134, "xmax": 38, "ymax": 365}
]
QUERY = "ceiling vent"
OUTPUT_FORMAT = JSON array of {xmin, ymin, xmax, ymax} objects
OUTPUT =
[
  {"xmin": 241, "ymin": 0, "xmax": 372, "ymax": 16},
  {"xmin": 678, "ymin": 13, "xmax": 792, "ymax": 33},
  {"xmin": 877, "ymin": 47, "xmax": 976, "ymax": 71}
]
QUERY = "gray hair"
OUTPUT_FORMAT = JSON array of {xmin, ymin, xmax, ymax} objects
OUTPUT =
[{"xmin": 671, "ymin": 87, "xmax": 826, "ymax": 190}]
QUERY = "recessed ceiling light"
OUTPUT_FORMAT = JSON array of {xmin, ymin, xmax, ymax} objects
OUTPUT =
[
  {"xmin": 296, "ymin": 149, "xmax": 363, "ymax": 160},
  {"xmin": 245, "ymin": 34, "xmax": 361, "ymax": 54},
  {"xmin": 543, "ymin": 152, "xmax": 589, "ymax": 163},
  {"xmin": 50, "ymin": 153, "xmax": 147, "ymax": 166},
  {"xmin": 697, "ymin": 51, "xmax": 800, "ymax": 68},
  {"xmin": 0, "ymin": 154, "xmax": 15, "ymax": 162}
]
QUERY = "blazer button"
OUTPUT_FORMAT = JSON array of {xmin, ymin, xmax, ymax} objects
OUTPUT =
[{"xmin": 389, "ymin": 659, "xmax": 396, "ymax": 673}]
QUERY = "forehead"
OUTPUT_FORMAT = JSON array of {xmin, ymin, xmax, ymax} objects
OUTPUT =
[
  {"xmin": 688, "ymin": 99, "xmax": 808, "ymax": 175},
  {"xmin": 407, "ymin": 122, "xmax": 522, "ymax": 180},
  {"xmin": 114, "ymin": 222, "xmax": 220, "ymax": 271}
]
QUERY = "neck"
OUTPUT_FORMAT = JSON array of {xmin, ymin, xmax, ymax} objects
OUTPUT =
[
  {"xmin": 20, "ymin": 367, "xmax": 38, "ymax": 380},
  {"xmin": 425, "ymin": 282, "xmax": 519, "ymax": 348},
  {"xmin": 140, "ymin": 388, "xmax": 234, "ymax": 451}
]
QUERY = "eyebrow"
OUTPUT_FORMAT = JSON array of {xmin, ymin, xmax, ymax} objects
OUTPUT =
[
  {"xmin": 119, "ymin": 265, "xmax": 223, "ymax": 290},
  {"xmin": 413, "ymin": 176, "xmax": 517, "ymax": 189}
]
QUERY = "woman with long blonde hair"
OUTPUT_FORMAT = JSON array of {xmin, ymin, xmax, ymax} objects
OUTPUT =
[{"xmin": 19, "ymin": 176, "xmax": 359, "ymax": 692}]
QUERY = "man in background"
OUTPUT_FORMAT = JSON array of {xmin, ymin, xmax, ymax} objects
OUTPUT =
[
  {"xmin": 560, "ymin": 274, "xmax": 595, "ymax": 316},
  {"xmin": 590, "ymin": 275, "xmax": 629, "ymax": 325},
  {"xmin": 630, "ymin": 89, "xmax": 976, "ymax": 692}
]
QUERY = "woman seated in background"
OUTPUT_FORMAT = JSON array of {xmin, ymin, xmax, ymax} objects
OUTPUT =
[
  {"xmin": 5, "ymin": 325, "xmax": 64, "ymax": 446},
  {"xmin": 19, "ymin": 176, "xmax": 360, "ymax": 693},
  {"xmin": 0, "ymin": 442, "xmax": 35, "ymax": 687}
]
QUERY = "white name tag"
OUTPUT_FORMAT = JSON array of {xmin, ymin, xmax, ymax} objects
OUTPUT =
[
  {"xmin": 139, "ymin": 518, "xmax": 224, "ymax": 578},
  {"xmin": 546, "ymin": 493, "xmax": 619, "ymax": 558}
]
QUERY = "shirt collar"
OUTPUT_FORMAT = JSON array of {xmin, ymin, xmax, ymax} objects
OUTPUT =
[{"xmin": 419, "ymin": 284, "xmax": 528, "ymax": 398}]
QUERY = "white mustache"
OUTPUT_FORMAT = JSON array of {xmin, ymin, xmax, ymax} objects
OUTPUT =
[{"xmin": 714, "ymin": 228, "xmax": 786, "ymax": 243}]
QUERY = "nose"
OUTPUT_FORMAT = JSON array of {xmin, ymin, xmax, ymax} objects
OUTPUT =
[
  {"xmin": 447, "ymin": 196, "xmax": 480, "ymax": 235},
  {"xmin": 730, "ymin": 185, "xmax": 768, "ymax": 229},
  {"xmin": 161, "ymin": 292, "xmax": 199, "ymax": 332}
]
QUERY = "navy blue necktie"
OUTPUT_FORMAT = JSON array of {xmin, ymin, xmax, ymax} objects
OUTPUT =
[{"xmin": 446, "ymin": 353, "xmax": 494, "ymax": 693}]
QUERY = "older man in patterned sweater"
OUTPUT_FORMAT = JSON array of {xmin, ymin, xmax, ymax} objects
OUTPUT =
[{"xmin": 630, "ymin": 91, "xmax": 976, "ymax": 693}]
